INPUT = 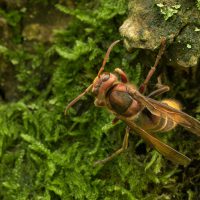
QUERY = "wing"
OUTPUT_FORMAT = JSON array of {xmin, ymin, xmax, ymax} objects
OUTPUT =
[
  {"xmin": 131, "ymin": 90, "xmax": 200, "ymax": 136},
  {"xmin": 117, "ymin": 115, "xmax": 191, "ymax": 166}
]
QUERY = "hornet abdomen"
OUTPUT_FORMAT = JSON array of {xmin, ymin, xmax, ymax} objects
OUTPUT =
[{"xmin": 137, "ymin": 99, "xmax": 181, "ymax": 132}]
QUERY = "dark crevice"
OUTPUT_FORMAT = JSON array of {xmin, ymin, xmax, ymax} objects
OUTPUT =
[
  {"xmin": 172, "ymin": 23, "xmax": 188, "ymax": 42},
  {"xmin": 0, "ymin": 87, "xmax": 6, "ymax": 101}
]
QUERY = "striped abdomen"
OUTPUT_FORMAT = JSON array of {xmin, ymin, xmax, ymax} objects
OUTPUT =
[{"xmin": 137, "ymin": 99, "xmax": 181, "ymax": 133}]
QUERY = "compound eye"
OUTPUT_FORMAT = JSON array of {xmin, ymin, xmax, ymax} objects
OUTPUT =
[{"xmin": 102, "ymin": 73, "xmax": 110, "ymax": 82}]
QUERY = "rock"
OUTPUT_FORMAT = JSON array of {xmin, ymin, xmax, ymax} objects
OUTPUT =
[{"xmin": 119, "ymin": 0, "xmax": 200, "ymax": 68}]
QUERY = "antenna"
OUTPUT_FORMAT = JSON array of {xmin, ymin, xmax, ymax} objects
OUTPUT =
[{"xmin": 64, "ymin": 40, "xmax": 121, "ymax": 115}]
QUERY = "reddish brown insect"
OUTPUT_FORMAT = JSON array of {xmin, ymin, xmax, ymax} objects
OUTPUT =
[{"xmin": 65, "ymin": 39, "xmax": 200, "ymax": 166}]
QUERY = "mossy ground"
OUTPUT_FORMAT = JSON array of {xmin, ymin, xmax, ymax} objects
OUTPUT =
[{"xmin": 0, "ymin": 1, "xmax": 200, "ymax": 200}]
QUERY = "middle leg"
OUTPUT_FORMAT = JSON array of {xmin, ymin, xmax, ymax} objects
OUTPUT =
[
  {"xmin": 148, "ymin": 75, "xmax": 170, "ymax": 98},
  {"xmin": 94, "ymin": 126, "xmax": 130, "ymax": 166}
]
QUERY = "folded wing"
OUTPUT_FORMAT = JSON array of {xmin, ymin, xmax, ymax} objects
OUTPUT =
[
  {"xmin": 132, "ymin": 91, "xmax": 200, "ymax": 136},
  {"xmin": 117, "ymin": 115, "xmax": 191, "ymax": 166}
]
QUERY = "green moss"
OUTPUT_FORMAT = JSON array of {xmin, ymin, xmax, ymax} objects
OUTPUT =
[
  {"xmin": 197, "ymin": 0, "xmax": 200, "ymax": 10},
  {"xmin": 0, "ymin": 1, "xmax": 200, "ymax": 200},
  {"xmin": 156, "ymin": 3, "xmax": 181, "ymax": 21}
]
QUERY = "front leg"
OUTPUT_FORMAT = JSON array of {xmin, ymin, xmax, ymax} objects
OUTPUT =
[
  {"xmin": 94, "ymin": 126, "xmax": 130, "ymax": 166},
  {"xmin": 114, "ymin": 68, "xmax": 128, "ymax": 83},
  {"xmin": 139, "ymin": 38, "xmax": 166, "ymax": 94}
]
